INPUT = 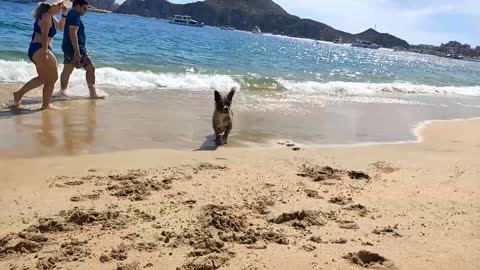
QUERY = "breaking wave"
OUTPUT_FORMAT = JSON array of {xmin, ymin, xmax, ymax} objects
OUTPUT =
[{"xmin": 1, "ymin": 60, "xmax": 479, "ymax": 97}]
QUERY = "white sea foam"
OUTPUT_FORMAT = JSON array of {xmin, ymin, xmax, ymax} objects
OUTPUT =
[
  {"xmin": 276, "ymin": 79, "xmax": 480, "ymax": 97},
  {"xmin": 1, "ymin": 60, "xmax": 479, "ymax": 97},
  {"xmin": 0, "ymin": 60, "xmax": 239, "ymax": 93}
]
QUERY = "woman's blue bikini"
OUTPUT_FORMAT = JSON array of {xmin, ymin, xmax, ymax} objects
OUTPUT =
[{"xmin": 28, "ymin": 15, "xmax": 56, "ymax": 62}]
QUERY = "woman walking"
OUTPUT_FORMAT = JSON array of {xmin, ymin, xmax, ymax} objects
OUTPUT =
[{"xmin": 13, "ymin": 0, "xmax": 70, "ymax": 109}]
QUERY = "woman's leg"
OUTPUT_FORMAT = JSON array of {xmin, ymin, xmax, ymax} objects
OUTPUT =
[
  {"xmin": 40, "ymin": 51, "xmax": 59, "ymax": 109},
  {"xmin": 13, "ymin": 63, "xmax": 46, "ymax": 107}
]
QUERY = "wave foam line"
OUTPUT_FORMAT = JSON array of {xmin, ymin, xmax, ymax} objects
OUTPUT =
[
  {"xmin": 0, "ymin": 60, "xmax": 239, "ymax": 92},
  {"xmin": 1, "ymin": 60, "xmax": 479, "ymax": 97},
  {"xmin": 277, "ymin": 79, "xmax": 480, "ymax": 96}
]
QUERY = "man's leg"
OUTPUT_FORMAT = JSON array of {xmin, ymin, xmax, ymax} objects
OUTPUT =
[
  {"xmin": 85, "ymin": 63, "xmax": 98, "ymax": 97},
  {"xmin": 83, "ymin": 55, "xmax": 105, "ymax": 98},
  {"xmin": 60, "ymin": 63, "xmax": 75, "ymax": 97}
]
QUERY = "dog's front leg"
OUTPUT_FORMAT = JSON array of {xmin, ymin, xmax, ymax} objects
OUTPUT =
[
  {"xmin": 214, "ymin": 129, "xmax": 222, "ymax": 146},
  {"xmin": 223, "ymin": 126, "xmax": 231, "ymax": 145}
]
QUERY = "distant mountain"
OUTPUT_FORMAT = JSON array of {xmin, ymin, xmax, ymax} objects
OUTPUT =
[
  {"xmin": 204, "ymin": 0, "xmax": 289, "ymax": 16},
  {"xmin": 116, "ymin": 0, "xmax": 410, "ymax": 48},
  {"xmin": 355, "ymin": 28, "xmax": 409, "ymax": 48},
  {"xmin": 88, "ymin": 0, "xmax": 118, "ymax": 11}
]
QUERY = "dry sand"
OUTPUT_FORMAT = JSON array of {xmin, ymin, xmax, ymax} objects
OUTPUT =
[{"xmin": 1, "ymin": 118, "xmax": 479, "ymax": 270}]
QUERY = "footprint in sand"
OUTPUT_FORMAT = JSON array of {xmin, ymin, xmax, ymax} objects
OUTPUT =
[{"xmin": 277, "ymin": 140, "xmax": 302, "ymax": 151}]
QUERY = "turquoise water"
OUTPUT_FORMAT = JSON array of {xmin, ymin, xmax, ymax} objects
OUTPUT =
[{"xmin": 1, "ymin": 1, "xmax": 480, "ymax": 97}]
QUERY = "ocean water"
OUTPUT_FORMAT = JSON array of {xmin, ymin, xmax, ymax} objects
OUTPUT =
[
  {"xmin": 1, "ymin": 2, "xmax": 480, "ymax": 96},
  {"xmin": 1, "ymin": 1, "xmax": 480, "ymax": 156}
]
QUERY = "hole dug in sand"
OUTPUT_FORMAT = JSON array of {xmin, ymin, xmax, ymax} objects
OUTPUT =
[{"xmin": 343, "ymin": 250, "xmax": 395, "ymax": 268}]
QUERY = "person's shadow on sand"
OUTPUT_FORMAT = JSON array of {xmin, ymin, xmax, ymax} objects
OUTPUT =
[
  {"xmin": 0, "ymin": 96, "xmax": 99, "ymax": 119},
  {"xmin": 0, "ymin": 99, "xmax": 43, "ymax": 119},
  {"xmin": 195, "ymin": 134, "xmax": 220, "ymax": 151}
]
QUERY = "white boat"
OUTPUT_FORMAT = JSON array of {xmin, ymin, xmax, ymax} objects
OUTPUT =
[
  {"xmin": 393, "ymin": 46, "xmax": 406, "ymax": 52},
  {"xmin": 352, "ymin": 39, "xmax": 381, "ymax": 49},
  {"xmin": 450, "ymin": 53, "xmax": 464, "ymax": 60},
  {"xmin": 168, "ymin": 15, "xmax": 204, "ymax": 27},
  {"xmin": 220, "ymin": 25, "xmax": 235, "ymax": 31},
  {"xmin": 333, "ymin": 36, "xmax": 343, "ymax": 44},
  {"xmin": 252, "ymin": 26, "xmax": 262, "ymax": 34}
]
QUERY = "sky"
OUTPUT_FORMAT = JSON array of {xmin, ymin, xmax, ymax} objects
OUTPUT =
[{"xmin": 132, "ymin": 0, "xmax": 480, "ymax": 46}]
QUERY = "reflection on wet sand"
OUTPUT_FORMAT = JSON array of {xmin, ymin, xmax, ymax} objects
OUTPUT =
[
  {"xmin": 8, "ymin": 100, "xmax": 98, "ymax": 157},
  {"xmin": 62, "ymin": 100, "xmax": 97, "ymax": 155},
  {"xmin": 3, "ymin": 85, "xmax": 480, "ymax": 159}
]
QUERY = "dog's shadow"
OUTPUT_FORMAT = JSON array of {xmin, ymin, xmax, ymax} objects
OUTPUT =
[{"xmin": 194, "ymin": 134, "xmax": 224, "ymax": 151}]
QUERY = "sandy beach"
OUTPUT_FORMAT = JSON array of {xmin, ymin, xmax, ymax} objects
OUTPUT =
[
  {"xmin": 1, "ymin": 118, "xmax": 479, "ymax": 270},
  {"xmin": 1, "ymin": 1, "xmax": 480, "ymax": 269}
]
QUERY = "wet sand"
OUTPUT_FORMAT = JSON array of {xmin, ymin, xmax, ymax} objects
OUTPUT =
[
  {"xmin": 0, "ymin": 118, "xmax": 479, "ymax": 269},
  {"xmin": 1, "ymin": 82, "xmax": 480, "ymax": 158}
]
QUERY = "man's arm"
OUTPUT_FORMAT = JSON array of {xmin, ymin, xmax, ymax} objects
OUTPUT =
[{"xmin": 69, "ymin": 25, "xmax": 81, "ymax": 62}]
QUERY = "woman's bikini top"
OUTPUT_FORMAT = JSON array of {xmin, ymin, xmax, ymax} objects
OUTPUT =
[{"xmin": 32, "ymin": 14, "xmax": 56, "ymax": 40}]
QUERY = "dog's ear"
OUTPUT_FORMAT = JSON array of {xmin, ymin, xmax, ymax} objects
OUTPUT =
[
  {"xmin": 227, "ymin": 87, "xmax": 236, "ymax": 102},
  {"xmin": 214, "ymin": 90, "xmax": 222, "ymax": 103}
]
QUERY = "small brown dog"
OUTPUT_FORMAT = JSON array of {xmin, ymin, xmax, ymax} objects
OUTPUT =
[{"xmin": 212, "ymin": 87, "xmax": 236, "ymax": 146}]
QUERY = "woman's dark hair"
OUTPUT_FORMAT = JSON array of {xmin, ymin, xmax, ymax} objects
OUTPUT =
[
  {"xmin": 73, "ymin": 0, "xmax": 89, "ymax": 6},
  {"xmin": 33, "ymin": 3, "xmax": 51, "ymax": 20}
]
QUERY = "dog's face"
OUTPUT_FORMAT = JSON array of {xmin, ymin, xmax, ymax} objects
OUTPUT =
[{"xmin": 214, "ymin": 88, "xmax": 235, "ymax": 113}]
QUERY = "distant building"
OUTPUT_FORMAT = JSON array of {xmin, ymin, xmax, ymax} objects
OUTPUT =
[{"xmin": 410, "ymin": 40, "xmax": 480, "ymax": 59}]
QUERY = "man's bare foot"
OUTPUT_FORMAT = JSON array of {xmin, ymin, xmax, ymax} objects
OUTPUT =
[
  {"xmin": 59, "ymin": 90, "xmax": 70, "ymax": 99},
  {"xmin": 41, "ymin": 104, "xmax": 66, "ymax": 110},
  {"xmin": 89, "ymin": 92, "xmax": 106, "ymax": 99},
  {"xmin": 88, "ymin": 86, "xmax": 107, "ymax": 99},
  {"xmin": 13, "ymin": 92, "xmax": 21, "ymax": 107}
]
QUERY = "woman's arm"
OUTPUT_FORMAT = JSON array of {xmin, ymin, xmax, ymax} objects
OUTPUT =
[{"xmin": 54, "ymin": 7, "xmax": 68, "ymax": 30}]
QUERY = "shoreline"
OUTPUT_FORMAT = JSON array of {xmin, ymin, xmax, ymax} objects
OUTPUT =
[
  {"xmin": 1, "ymin": 109, "xmax": 479, "ymax": 159},
  {"xmin": 263, "ymin": 116, "xmax": 480, "ymax": 150},
  {"xmin": 413, "ymin": 116, "xmax": 480, "ymax": 143},
  {"xmin": 2, "ymin": 82, "xmax": 480, "ymax": 160},
  {"xmin": 0, "ymin": 115, "xmax": 477, "ymax": 158}
]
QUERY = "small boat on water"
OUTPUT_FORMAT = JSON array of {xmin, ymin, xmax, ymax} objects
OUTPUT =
[
  {"xmin": 333, "ymin": 36, "xmax": 343, "ymax": 44},
  {"xmin": 252, "ymin": 26, "xmax": 262, "ymax": 34},
  {"xmin": 447, "ymin": 52, "xmax": 464, "ymax": 60},
  {"xmin": 168, "ymin": 15, "xmax": 204, "ymax": 27},
  {"xmin": 88, "ymin": 6, "xmax": 112, "ymax": 14},
  {"xmin": 219, "ymin": 25, "xmax": 235, "ymax": 31},
  {"xmin": 352, "ymin": 39, "xmax": 381, "ymax": 49}
]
